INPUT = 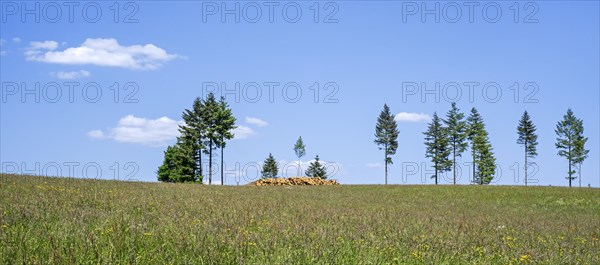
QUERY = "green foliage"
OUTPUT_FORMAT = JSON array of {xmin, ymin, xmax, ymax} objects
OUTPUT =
[
  {"xmin": 261, "ymin": 153, "xmax": 279, "ymax": 179},
  {"xmin": 157, "ymin": 141, "xmax": 197, "ymax": 183},
  {"xmin": 516, "ymin": 111, "xmax": 539, "ymax": 185},
  {"xmin": 293, "ymin": 137, "xmax": 306, "ymax": 160},
  {"xmin": 443, "ymin": 103, "xmax": 468, "ymax": 185},
  {"xmin": 467, "ymin": 108, "xmax": 496, "ymax": 185},
  {"xmin": 423, "ymin": 112, "xmax": 451, "ymax": 185},
  {"xmin": 555, "ymin": 108, "xmax": 589, "ymax": 187},
  {"xmin": 3, "ymin": 174, "xmax": 600, "ymax": 264},
  {"xmin": 173, "ymin": 93, "xmax": 237, "ymax": 185},
  {"xmin": 305, "ymin": 155, "xmax": 328, "ymax": 179},
  {"xmin": 374, "ymin": 104, "xmax": 399, "ymax": 184}
]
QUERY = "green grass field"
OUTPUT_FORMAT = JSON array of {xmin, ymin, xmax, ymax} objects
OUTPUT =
[{"xmin": 1, "ymin": 174, "xmax": 598, "ymax": 264}]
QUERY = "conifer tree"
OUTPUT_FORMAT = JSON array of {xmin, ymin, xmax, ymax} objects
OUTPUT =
[
  {"xmin": 305, "ymin": 155, "xmax": 328, "ymax": 179},
  {"xmin": 261, "ymin": 153, "xmax": 278, "ymax": 179},
  {"xmin": 216, "ymin": 96, "xmax": 237, "ymax": 185},
  {"xmin": 179, "ymin": 98, "xmax": 206, "ymax": 182},
  {"xmin": 202, "ymin": 93, "xmax": 220, "ymax": 185},
  {"xmin": 516, "ymin": 111, "xmax": 538, "ymax": 186},
  {"xmin": 374, "ymin": 104, "xmax": 399, "ymax": 185},
  {"xmin": 467, "ymin": 108, "xmax": 484, "ymax": 183},
  {"xmin": 423, "ymin": 112, "xmax": 451, "ymax": 185},
  {"xmin": 157, "ymin": 140, "xmax": 197, "ymax": 183},
  {"xmin": 443, "ymin": 103, "xmax": 468, "ymax": 185},
  {"xmin": 555, "ymin": 108, "xmax": 588, "ymax": 187}
]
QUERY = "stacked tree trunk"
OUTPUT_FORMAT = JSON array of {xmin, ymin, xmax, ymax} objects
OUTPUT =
[{"xmin": 250, "ymin": 177, "xmax": 339, "ymax": 186}]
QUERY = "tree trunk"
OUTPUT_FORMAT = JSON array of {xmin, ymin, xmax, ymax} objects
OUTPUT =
[
  {"xmin": 209, "ymin": 139, "xmax": 213, "ymax": 185},
  {"xmin": 384, "ymin": 143, "xmax": 388, "ymax": 185},
  {"xmin": 568, "ymin": 145, "xmax": 572, "ymax": 187},
  {"xmin": 434, "ymin": 162, "xmax": 438, "ymax": 185},
  {"xmin": 453, "ymin": 147, "xmax": 456, "ymax": 185},
  {"xmin": 472, "ymin": 148, "xmax": 475, "ymax": 184},
  {"xmin": 221, "ymin": 145, "xmax": 224, "ymax": 186},
  {"xmin": 198, "ymin": 144, "xmax": 203, "ymax": 182},
  {"xmin": 524, "ymin": 141, "xmax": 528, "ymax": 186}
]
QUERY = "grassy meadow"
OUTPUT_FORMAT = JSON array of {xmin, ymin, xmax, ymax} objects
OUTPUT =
[{"xmin": 1, "ymin": 174, "xmax": 599, "ymax": 264}]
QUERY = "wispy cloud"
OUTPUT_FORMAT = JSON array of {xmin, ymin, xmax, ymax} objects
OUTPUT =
[
  {"xmin": 232, "ymin": 126, "xmax": 255, "ymax": 140},
  {"xmin": 394, "ymin": 112, "xmax": 431, "ymax": 122},
  {"xmin": 26, "ymin": 38, "xmax": 178, "ymax": 70},
  {"xmin": 51, "ymin": 70, "xmax": 90, "ymax": 80},
  {"xmin": 245, "ymin": 117, "xmax": 268, "ymax": 127}
]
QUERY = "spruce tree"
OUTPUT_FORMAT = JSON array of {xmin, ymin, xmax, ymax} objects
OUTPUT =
[
  {"xmin": 157, "ymin": 140, "xmax": 197, "ymax": 183},
  {"xmin": 179, "ymin": 97, "xmax": 206, "ymax": 182},
  {"xmin": 467, "ymin": 108, "xmax": 495, "ymax": 185},
  {"xmin": 305, "ymin": 155, "xmax": 327, "ymax": 179},
  {"xmin": 443, "ymin": 103, "xmax": 468, "ymax": 185},
  {"xmin": 374, "ymin": 104, "xmax": 399, "ymax": 185},
  {"xmin": 555, "ymin": 108, "xmax": 588, "ymax": 187},
  {"xmin": 516, "ymin": 111, "xmax": 538, "ymax": 186},
  {"xmin": 293, "ymin": 137, "xmax": 306, "ymax": 177},
  {"xmin": 216, "ymin": 96, "xmax": 237, "ymax": 185},
  {"xmin": 423, "ymin": 112, "xmax": 451, "ymax": 185},
  {"xmin": 261, "ymin": 153, "xmax": 279, "ymax": 179},
  {"xmin": 467, "ymin": 108, "xmax": 484, "ymax": 183},
  {"xmin": 202, "ymin": 93, "xmax": 220, "ymax": 185}
]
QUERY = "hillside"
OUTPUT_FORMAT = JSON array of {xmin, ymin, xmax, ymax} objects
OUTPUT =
[{"xmin": 1, "ymin": 174, "xmax": 598, "ymax": 264}]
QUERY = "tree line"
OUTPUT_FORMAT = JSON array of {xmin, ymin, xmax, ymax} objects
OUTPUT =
[{"xmin": 374, "ymin": 103, "xmax": 589, "ymax": 187}]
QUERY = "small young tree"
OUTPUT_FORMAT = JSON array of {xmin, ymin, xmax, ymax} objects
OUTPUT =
[
  {"xmin": 305, "ymin": 155, "xmax": 327, "ymax": 179},
  {"xmin": 293, "ymin": 136, "xmax": 306, "ymax": 177},
  {"xmin": 555, "ymin": 108, "xmax": 588, "ymax": 187},
  {"xmin": 261, "ymin": 153, "xmax": 279, "ymax": 179},
  {"xmin": 516, "ymin": 111, "xmax": 538, "ymax": 186},
  {"xmin": 443, "ymin": 103, "xmax": 468, "ymax": 185},
  {"xmin": 374, "ymin": 104, "xmax": 399, "ymax": 185},
  {"xmin": 423, "ymin": 112, "xmax": 451, "ymax": 185}
]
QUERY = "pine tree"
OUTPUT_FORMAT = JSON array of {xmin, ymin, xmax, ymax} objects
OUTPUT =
[
  {"xmin": 443, "ymin": 102, "xmax": 468, "ymax": 185},
  {"xmin": 157, "ymin": 140, "xmax": 197, "ymax": 183},
  {"xmin": 202, "ymin": 93, "xmax": 220, "ymax": 185},
  {"xmin": 305, "ymin": 155, "xmax": 327, "ymax": 179},
  {"xmin": 555, "ymin": 108, "xmax": 588, "ymax": 187},
  {"xmin": 179, "ymin": 97, "xmax": 206, "ymax": 182},
  {"xmin": 374, "ymin": 104, "xmax": 399, "ymax": 185},
  {"xmin": 261, "ymin": 153, "xmax": 278, "ymax": 179},
  {"xmin": 467, "ymin": 108, "xmax": 495, "ymax": 185},
  {"xmin": 423, "ymin": 112, "xmax": 451, "ymax": 185},
  {"xmin": 293, "ymin": 137, "xmax": 306, "ymax": 177},
  {"xmin": 216, "ymin": 96, "xmax": 237, "ymax": 185},
  {"xmin": 467, "ymin": 108, "xmax": 484, "ymax": 183},
  {"xmin": 516, "ymin": 111, "xmax": 538, "ymax": 186}
]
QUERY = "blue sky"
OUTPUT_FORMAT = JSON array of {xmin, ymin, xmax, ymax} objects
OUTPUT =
[{"xmin": 1, "ymin": 1, "xmax": 598, "ymax": 186}]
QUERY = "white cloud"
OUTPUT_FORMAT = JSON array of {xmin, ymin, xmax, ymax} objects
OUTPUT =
[
  {"xmin": 51, "ymin": 70, "xmax": 90, "ymax": 80},
  {"xmin": 12, "ymin": 37, "xmax": 21, "ymax": 43},
  {"xmin": 394, "ymin": 112, "xmax": 431, "ymax": 122},
  {"xmin": 86, "ymin": 130, "xmax": 105, "ymax": 139},
  {"xmin": 26, "ymin": 38, "xmax": 178, "ymax": 70},
  {"xmin": 87, "ymin": 115, "xmax": 182, "ymax": 147},
  {"xmin": 232, "ymin": 126, "xmax": 255, "ymax": 140},
  {"xmin": 245, "ymin": 117, "xmax": 268, "ymax": 127},
  {"xmin": 366, "ymin": 163, "xmax": 383, "ymax": 168}
]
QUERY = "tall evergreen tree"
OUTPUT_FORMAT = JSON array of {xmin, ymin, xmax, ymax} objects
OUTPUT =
[
  {"xmin": 516, "ymin": 111, "xmax": 538, "ymax": 186},
  {"xmin": 293, "ymin": 137, "xmax": 306, "ymax": 177},
  {"xmin": 467, "ymin": 108, "xmax": 484, "ymax": 183},
  {"xmin": 261, "ymin": 153, "xmax": 279, "ymax": 179},
  {"xmin": 179, "ymin": 97, "xmax": 206, "ymax": 182},
  {"xmin": 216, "ymin": 96, "xmax": 237, "ymax": 185},
  {"xmin": 423, "ymin": 112, "xmax": 451, "ymax": 185},
  {"xmin": 157, "ymin": 140, "xmax": 197, "ymax": 183},
  {"xmin": 202, "ymin": 93, "xmax": 220, "ymax": 185},
  {"xmin": 305, "ymin": 155, "xmax": 328, "ymax": 179},
  {"xmin": 555, "ymin": 108, "xmax": 588, "ymax": 187},
  {"xmin": 374, "ymin": 104, "xmax": 399, "ymax": 185},
  {"xmin": 443, "ymin": 103, "xmax": 468, "ymax": 185}
]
